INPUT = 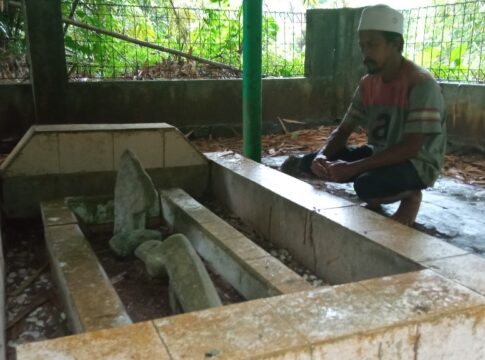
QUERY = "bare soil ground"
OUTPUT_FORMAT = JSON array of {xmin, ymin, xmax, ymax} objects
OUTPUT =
[{"xmin": 3, "ymin": 219, "xmax": 69, "ymax": 360}]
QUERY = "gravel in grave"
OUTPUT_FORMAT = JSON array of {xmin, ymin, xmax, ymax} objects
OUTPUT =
[
  {"xmin": 3, "ymin": 220, "xmax": 70, "ymax": 360},
  {"xmin": 198, "ymin": 198, "xmax": 329, "ymax": 288}
]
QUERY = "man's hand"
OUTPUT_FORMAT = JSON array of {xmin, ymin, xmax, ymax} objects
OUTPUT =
[
  {"xmin": 310, "ymin": 154, "xmax": 331, "ymax": 179},
  {"xmin": 311, "ymin": 155, "xmax": 360, "ymax": 182},
  {"xmin": 326, "ymin": 160, "xmax": 360, "ymax": 182}
]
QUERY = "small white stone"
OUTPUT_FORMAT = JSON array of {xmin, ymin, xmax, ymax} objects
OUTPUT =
[
  {"xmin": 16, "ymin": 294, "xmax": 27, "ymax": 304},
  {"xmin": 31, "ymin": 307, "xmax": 42, "ymax": 316},
  {"xmin": 18, "ymin": 269, "xmax": 28, "ymax": 276},
  {"xmin": 20, "ymin": 330, "xmax": 41, "ymax": 340}
]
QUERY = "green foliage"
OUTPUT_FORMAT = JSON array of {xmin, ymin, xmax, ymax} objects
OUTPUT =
[
  {"xmin": 62, "ymin": 0, "xmax": 306, "ymax": 78},
  {"xmin": 0, "ymin": 5, "xmax": 25, "ymax": 59},
  {"xmin": 404, "ymin": 1, "xmax": 484, "ymax": 82},
  {"xmin": 1, "ymin": 0, "xmax": 482, "ymax": 82}
]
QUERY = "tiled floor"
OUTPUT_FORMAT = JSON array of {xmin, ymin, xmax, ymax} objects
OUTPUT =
[{"xmin": 263, "ymin": 156, "xmax": 485, "ymax": 258}]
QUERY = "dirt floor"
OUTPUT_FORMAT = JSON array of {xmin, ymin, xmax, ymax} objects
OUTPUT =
[
  {"xmin": 86, "ymin": 225, "xmax": 246, "ymax": 323},
  {"xmin": 3, "ymin": 219, "xmax": 69, "ymax": 360}
]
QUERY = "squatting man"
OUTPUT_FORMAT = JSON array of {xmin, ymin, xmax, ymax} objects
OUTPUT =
[{"xmin": 283, "ymin": 4, "xmax": 447, "ymax": 226}]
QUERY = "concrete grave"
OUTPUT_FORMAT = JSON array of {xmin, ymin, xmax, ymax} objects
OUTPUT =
[{"xmin": 3, "ymin": 125, "xmax": 484, "ymax": 359}]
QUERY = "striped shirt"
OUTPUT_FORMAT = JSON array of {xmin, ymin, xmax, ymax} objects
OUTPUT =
[{"xmin": 342, "ymin": 59, "xmax": 447, "ymax": 186}]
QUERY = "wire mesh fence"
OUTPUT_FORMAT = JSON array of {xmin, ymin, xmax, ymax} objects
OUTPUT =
[
  {"xmin": 62, "ymin": 2, "xmax": 306, "ymax": 80},
  {"xmin": 402, "ymin": 1, "xmax": 484, "ymax": 83},
  {"xmin": 0, "ymin": 2, "xmax": 29, "ymax": 83},
  {"xmin": 0, "ymin": 1, "xmax": 484, "ymax": 83}
]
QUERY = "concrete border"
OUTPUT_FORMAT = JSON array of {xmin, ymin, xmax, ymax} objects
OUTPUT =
[
  {"xmin": 16, "ymin": 269, "xmax": 485, "ymax": 359},
  {"xmin": 40, "ymin": 199, "xmax": 131, "ymax": 333},
  {"xmin": 13, "ymin": 151, "xmax": 485, "ymax": 359},
  {"xmin": 206, "ymin": 152, "xmax": 485, "ymax": 297},
  {"xmin": 0, "ymin": 124, "xmax": 209, "ymax": 218},
  {"xmin": 160, "ymin": 188, "xmax": 312, "ymax": 299}
]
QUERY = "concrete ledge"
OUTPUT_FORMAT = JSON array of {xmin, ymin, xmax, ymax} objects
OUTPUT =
[
  {"xmin": 16, "ymin": 270, "xmax": 485, "ymax": 359},
  {"xmin": 1, "ymin": 124, "xmax": 209, "ymax": 218},
  {"xmin": 424, "ymin": 253, "xmax": 485, "ymax": 297},
  {"xmin": 0, "ymin": 123, "xmax": 207, "ymax": 175},
  {"xmin": 16, "ymin": 322, "xmax": 171, "ymax": 360},
  {"xmin": 41, "ymin": 200, "xmax": 131, "ymax": 333},
  {"xmin": 208, "ymin": 153, "xmax": 431, "ymax": 284},
  {"xmin": 160, "ymin": 188, "xmax": 312, "ymax": 299}
]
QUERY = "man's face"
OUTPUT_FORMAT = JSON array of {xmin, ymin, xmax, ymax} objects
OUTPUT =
[{"xmin": 358, "ymin": 30, "xmax": 396, "ymax": 74}]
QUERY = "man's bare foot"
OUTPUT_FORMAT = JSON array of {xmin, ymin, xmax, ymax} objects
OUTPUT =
[{"xmin": 390, "ymin": 190, "xmax": 422, "ymax": 225}]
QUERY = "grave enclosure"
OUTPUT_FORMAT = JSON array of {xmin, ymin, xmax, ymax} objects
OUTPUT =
[
  {"xmin": 0, "ymin": 2, "xmax": 484, "ymax": 357},
  {"xmin": 0, "ymin": 124, "xmax": 484, "ymax": 359}
]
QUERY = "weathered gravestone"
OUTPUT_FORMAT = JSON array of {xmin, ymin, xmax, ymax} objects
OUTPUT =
[
  {"xmin": 113, "ymin": 149, "xmax": 158, "ymax": 235},
  {"xmin": 110, "ymin": 149, "xmax": 159, "ymax": 257},
  {"xmin": 135, "ymin": 234, "xmax": 222, "ymax": 313},
  {"xmin": 134, "ymin": 240, "xmax": 167, "ymax": 278}
]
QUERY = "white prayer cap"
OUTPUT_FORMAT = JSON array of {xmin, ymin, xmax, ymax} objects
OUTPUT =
[{"xmin": 358, "ymin": 5, "xmax": 403, "ymax": 35}]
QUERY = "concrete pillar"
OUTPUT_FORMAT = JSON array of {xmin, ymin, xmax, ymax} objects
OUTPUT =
[
  {"xmin": 0, "ymin": 210, "xmax": 5, "ymax": 360},
  {"xmin": 305, "ymin": 8, "xmax": 365, "ymax": 115},
  {"xmin": 22, "ymin": 0, "xmax": 67, "ymax": 124}
]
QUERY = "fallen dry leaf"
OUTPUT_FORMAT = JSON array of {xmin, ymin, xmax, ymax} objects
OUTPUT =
[{"xmin": 191, "ymin": 125, "xmax": 485, "ymax": 188}]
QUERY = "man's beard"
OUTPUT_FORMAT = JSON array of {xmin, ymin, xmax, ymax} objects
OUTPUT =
[{"xmin": 364, "ymin": 59, "xmax": 380, "ymax": 74}]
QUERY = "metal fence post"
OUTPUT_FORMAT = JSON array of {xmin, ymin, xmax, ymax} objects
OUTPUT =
[{"xmin": 242, "ymin": 0, "xmax": 263, "ymax": 162}]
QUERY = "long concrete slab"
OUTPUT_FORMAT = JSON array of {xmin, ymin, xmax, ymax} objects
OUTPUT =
[
  {"xmin": 41, "ymin": 200, "xmax": 131, "ymax": 333},
  {"xmin": 16, "ymin": 270, "xmax": 485, "ymax": 359},
  {"xmin": 160, "ymin": 188, "xmax": 312, "ymax": 299},
  {"xmin": 207, "ymin": 152, "xmax": 485, "ymax": 298}
]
